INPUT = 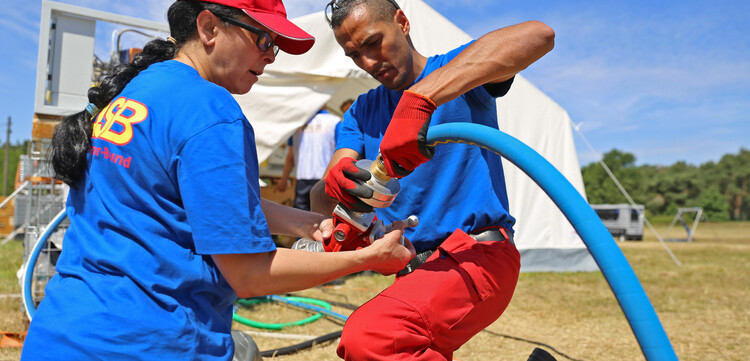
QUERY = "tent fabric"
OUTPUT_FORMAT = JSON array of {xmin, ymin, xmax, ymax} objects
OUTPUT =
[{"xmin": 236, "ymin": 0, "xmax": 598, "ymax": 272}]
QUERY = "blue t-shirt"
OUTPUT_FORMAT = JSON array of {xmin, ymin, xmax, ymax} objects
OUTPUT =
[
  {"xmin": 22, "ymin": 61, "xmax": 276, "ymax": 361},
  {"xmin": 337, "ymin": 42, "xmax": 516, "ymax": 252}
]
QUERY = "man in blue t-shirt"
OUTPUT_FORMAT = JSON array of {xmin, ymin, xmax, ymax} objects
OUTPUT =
[
  {"xmin": 276, "ymin": 108, "xmax": 341, "ymax": 211},
  {"xmin": 311, "ymin": 0, "xmax": 555, "ymax": 359}
]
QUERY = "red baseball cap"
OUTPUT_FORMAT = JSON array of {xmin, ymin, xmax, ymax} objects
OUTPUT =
[{"xmin": 198, "ymin": 0, "xmax": 315, "ymax": 55}]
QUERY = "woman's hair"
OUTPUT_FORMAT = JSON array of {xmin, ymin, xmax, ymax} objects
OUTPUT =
[{"xmin": 51, "ymin": 0, "xmax": 243, "ymax": 186}]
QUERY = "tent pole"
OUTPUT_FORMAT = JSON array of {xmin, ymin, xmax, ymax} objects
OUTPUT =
[
  {"xmin": 687, "ymin": 208, "xmax": 703, "ymax": 242},
  {"xmin": 664, "ymin": 210, "xmax": 682, "ymax": 241}
]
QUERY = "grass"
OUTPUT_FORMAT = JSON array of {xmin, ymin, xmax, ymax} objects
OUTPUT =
[
  {"xmin": 0, "ymin": 240, "xmax": 27, "ymax": 361},
  {"xmin": 1, "ymin": 221, "xmax": 748, "ymax": 360}
]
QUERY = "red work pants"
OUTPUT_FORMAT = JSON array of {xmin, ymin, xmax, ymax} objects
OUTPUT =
[{"xmin": 337, "ymin": 228, "xmax": 520, "ymax": 360}]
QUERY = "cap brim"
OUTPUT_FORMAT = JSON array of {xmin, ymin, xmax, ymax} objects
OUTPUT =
[{"xmin": 243, "ymin": 10, "xmax": 315, "ymax": 55}]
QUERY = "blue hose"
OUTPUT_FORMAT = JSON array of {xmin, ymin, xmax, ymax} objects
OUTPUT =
[
  {"xmin": 268, "ymin": 295, "xmax": 349, "ymax": 322},
  {"xmin": 426, "ymin": 123, "xmax": 677, "ymax": 361},
  {"xmin": 23, "ymin": 208, "xmax": 67, "ymax": 320}
]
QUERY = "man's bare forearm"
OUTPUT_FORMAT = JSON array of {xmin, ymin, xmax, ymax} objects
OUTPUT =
[
  {"xmin": 410, "ymin": 20, "xmax": 555, "ymax": 106},
  {"xmin": 310, "ymin": 179, "xmax": 337, "ymax": 215},
  {"xmin": 261, "ymin": 198, "xmax": 325, "ymax": 237}
]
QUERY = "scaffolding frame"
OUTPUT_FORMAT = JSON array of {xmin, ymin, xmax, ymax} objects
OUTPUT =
[
  {"xmin": 17, "ymin": 139, "xmax": 68, "ymax": 306},
  {"xmin": 665, "ymin": 207, "xmax": 704, "ymax": 242}
]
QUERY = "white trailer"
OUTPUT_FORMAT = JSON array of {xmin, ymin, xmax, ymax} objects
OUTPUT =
[{"xmin": 591, "ymin": 204, "xmax": 645, "ymax": 241}]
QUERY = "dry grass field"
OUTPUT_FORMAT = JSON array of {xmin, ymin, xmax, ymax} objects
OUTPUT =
[{"xmin": 1, "ymin": 221, "xmax": 748, "ymax": 361}]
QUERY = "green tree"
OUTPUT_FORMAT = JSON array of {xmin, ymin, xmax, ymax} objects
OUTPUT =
[
  {"xmin": 1, "ymin": 140, "xmax": 28, "ymax": 196},
  {"xmin": 659, "ymin": 162, "xmax": 700, "ymax": 209},
  {"xmin": 716, "ymin": 149, "xmax": 750, "ymax": 220},
  {"xmin": 696, "ymin": 186, "xmax": 730, "ymax": 221},
  {"xmin": 581, "ymin": 149, "xmax": 641, "ymax": 204}
]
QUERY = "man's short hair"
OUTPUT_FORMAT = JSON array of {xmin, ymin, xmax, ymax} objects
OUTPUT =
[{"xmin": 326, "ymin": 0, "xmax": 400, "ymax": 29}]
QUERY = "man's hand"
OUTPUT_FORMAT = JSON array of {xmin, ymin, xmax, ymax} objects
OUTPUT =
[
  {"xmin": 274, "ymin": 178, "xmax": 288, "ymax": 193},
  {"xmin": 324, "ymin": 157, "xmax": 375, "ymax": 213},
  {"xmin": 380, "ymin": 91, "xmax": 437, "ymax": 178}
]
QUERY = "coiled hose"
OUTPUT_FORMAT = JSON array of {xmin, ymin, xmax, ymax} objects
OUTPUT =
[{"xmin": 233, "ymin": 296, "xmax": 332, "ymax": 329}]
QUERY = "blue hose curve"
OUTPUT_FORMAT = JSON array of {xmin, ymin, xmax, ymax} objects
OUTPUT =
[
  {"xmin": 426, "ymin": 123, "xmax": 677, "ymax": 361},
  {"xmin": 23, "ymin": 208, "xmax": 67, "ymax": 320}
]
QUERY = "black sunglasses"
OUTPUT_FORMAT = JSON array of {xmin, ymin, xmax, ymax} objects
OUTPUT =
[{"xmin": 215, "ymin": 13, "xmax": 280, "ymax": 56}]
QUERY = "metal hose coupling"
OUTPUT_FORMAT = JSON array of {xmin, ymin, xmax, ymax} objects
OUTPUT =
[{"xmin": 355, "ymin": 155, "xmax": 400, "ymax": 208}]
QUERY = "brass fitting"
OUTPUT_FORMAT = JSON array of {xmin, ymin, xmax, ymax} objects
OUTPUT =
[{"xmin": 370, "ymin": 155, "xmax": 392, "ymax": 183}]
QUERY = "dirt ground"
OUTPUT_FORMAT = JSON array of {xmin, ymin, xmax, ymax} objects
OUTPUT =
[{"xmin": 1, "ymin": 221, "xmax": 748, "ymax": 361}]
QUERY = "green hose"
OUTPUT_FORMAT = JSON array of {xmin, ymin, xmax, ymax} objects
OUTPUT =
[{"xmin": 232, "ymin": 296, "xmax": 332, "ymax": 330}]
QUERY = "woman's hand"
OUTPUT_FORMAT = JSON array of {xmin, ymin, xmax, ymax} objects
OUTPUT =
[
  {"xmin": 358, "ymin": 220, "xmax": 416, "ymax": 275},
  {"xmin": 308, "ymin": 217, "xmax": 334, "ymax": 242}
]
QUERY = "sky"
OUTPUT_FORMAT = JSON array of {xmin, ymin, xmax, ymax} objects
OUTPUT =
[{"xmin": 1, "ymin": 0, "xmax": 748, "ymax": 167}]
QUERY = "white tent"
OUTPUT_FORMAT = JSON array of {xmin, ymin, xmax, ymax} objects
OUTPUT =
[{"xmin": 235, "ymin": 0, "xmax": 598, "ymax": 272}]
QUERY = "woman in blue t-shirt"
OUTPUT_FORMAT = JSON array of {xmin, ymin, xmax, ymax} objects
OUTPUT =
[{"xmin": 21, "ymin": 1, "xmax": 415, "ymax": 360}]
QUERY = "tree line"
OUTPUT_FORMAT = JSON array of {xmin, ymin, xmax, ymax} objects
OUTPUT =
[
  {"xmin": 582, "ymin": 148, "xmax": 750, "ymax": 222},
  {"xmin": 1, "ymin": 141, "xmax": 28, "ymax": 196}
]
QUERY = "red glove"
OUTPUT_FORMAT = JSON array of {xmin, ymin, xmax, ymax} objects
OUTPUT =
[
  {"xmin": 325, "ymin": 157, "xmax": 374, "ymax": 213},
  {"xmin": 380, "ymin": 90, "xmax": 437, "ymax": 178}
]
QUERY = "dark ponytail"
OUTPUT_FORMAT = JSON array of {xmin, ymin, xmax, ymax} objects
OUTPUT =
[{"xmin": 51, "ymin": 0, "xmax": 243, "ymax": 186}]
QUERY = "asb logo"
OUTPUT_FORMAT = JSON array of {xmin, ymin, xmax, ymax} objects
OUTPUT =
[{"xmin": 92, "ymin": 97, "xmax": 148, "ymax": 145}]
